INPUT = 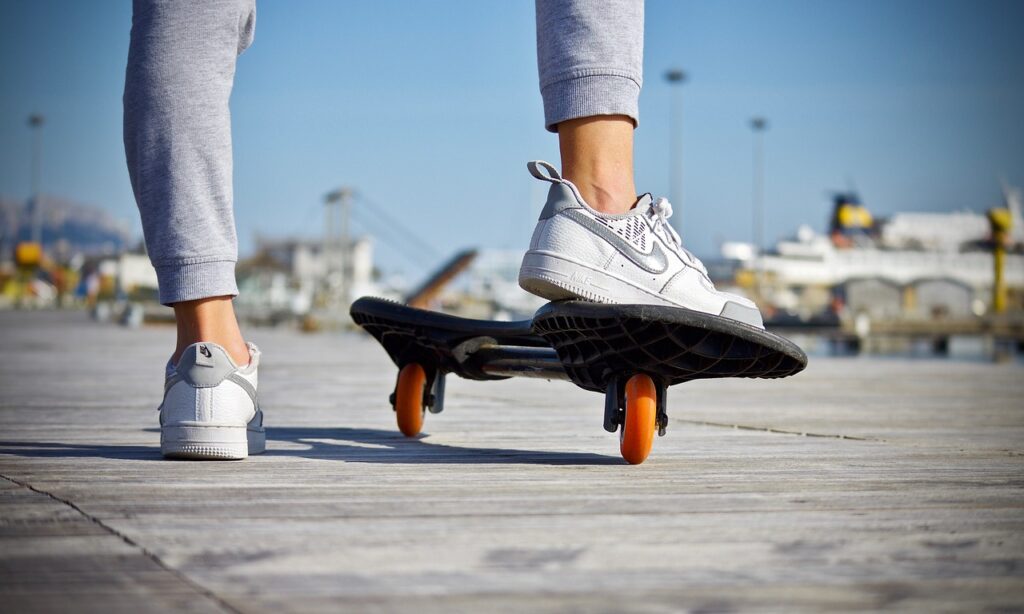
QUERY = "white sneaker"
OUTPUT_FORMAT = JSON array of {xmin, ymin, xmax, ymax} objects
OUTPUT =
[
  {"xmin": 519, "ymin": 160, "xmax": 763, "ymax": 328},
  {"xmin": 159, "ymin": 342, "xmax": 265, "ymax": 460}
]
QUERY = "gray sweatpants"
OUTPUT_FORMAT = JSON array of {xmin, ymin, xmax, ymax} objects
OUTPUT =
[{"xmin": 124, "ymin": 0, "xmax": 644, "ymax": 305}]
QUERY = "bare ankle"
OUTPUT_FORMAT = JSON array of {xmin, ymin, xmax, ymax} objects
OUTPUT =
[
  {"xmin": 557, "ymin": 115, "xmax": 637, "ymax": 215},
  {"xmin": 171, "ymin": 296, "xmax": 250, "ymax": 366}
]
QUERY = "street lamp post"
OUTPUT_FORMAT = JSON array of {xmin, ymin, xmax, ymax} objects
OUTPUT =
[
  {"xmin": 749, "ymin": 116, "xmax": 768, "ymax": 303},
  {"xmin": 664, "ymin": 69, "xmax": 686, "ymax": 222},
  {"xmin": 28, "ymin": 114, "xmax": 45, "ymax": 246},
  {"xmin": 324, "ymin": 187, "xmax": 353, "ymax": 307},
  {"xmin": 750, "ymin": 117, "xmax": 768, "ymax": 254}
]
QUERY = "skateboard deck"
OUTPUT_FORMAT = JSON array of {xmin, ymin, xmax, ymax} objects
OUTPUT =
[{"xmin": 350, "ymin": 296, "xmax": 807, "ymax": 464}]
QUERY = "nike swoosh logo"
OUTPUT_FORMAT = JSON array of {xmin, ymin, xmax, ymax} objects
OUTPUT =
[{"xmin": 564, "ymin": 209, "xmax": 669, "ymax": 274}]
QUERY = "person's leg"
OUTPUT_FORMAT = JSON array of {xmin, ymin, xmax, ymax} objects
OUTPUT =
[
  {"xmin": 522, "ymin": 0, "xmax": 763, "ymax": 326},
  {"xmin": 535, "ymin": 0, "xmax": 644, "ymax": 214},
  {"xmin": 123, "ymin": 0, "xmax": 256, "ymax": 365},
  {"xmin": 125, "ymin": 0, "xmax": 265, "ymax": 460}
]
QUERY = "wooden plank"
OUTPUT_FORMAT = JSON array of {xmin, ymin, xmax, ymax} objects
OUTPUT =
[{"xmin": 0, "ymin": 309, "xmax": 1022, "ymax": 612}]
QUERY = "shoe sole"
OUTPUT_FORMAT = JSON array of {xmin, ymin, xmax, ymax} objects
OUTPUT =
[
  {"xmin": 520, "ymin": 251, "xmax": 680, "ymax": 306},
  {"xmin": 161, "ymin": 424, "xmax": 266, "ymax": 460},
  {"xmin": 519, "ymin": 251, "xmax": 763, "ymax": 328}
]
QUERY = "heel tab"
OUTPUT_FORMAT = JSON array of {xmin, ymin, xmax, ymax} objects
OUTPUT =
[
  {"xmin": 527, "ymin": 160, "xmax": 563, "ymax": 183},
  {"xmin": 175, "ymin": 342, "xmax": 237, "ymax": 388}
]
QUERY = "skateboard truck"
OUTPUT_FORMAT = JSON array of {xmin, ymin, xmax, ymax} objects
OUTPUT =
[
  {"xmin": 604, "ymin": 375, "xmax": 670, "ymax": 436},
  {"xmin": 389, "ymin": 365, "xmax": 444, "ymax": 414},
  {"xmin": 656, "ymin": 383, "xmax": 669, "ymax": 437},
  {"xmin": 428, "ymin": 372, "xmax": 446, "ymax": 414},
  {"xmin": 603, "ymin": 379, "xmax": 622, "ymax": 433}
]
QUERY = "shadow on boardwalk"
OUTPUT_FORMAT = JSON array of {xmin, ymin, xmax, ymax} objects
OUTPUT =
[{"xmin": 0, "ymin": 426, "xmax": 622, "ymax": 466}]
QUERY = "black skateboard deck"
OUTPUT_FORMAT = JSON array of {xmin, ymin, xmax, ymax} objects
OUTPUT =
[{"xmin": 350, "ymin": 296, "xmax": 807, "ymax": 464}]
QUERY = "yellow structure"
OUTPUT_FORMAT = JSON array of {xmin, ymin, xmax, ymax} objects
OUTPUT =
[
  {"xmin": 987, "ymin": 208, "xmax": 1012, "ymax": 313},
  {"xmin": 836, "ymin": 201, "xmax": 874, "ymax": 230},
  {"xmin": 14, "ymin": 241, "xmax": 42, "ymax": 268}
]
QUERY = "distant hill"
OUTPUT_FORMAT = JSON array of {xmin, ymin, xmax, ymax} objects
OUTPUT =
[{"xmin": 0, "ymin": 195, "xmax": 133, "ymax": 255}]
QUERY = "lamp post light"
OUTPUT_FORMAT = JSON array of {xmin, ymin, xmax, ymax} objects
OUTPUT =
[
  {"xmin": 28, "ymin": 114, "xmax": 45, "ymax": 246},
  {"xmin": 664, "ymin": 69, "xmax": 687, "ymax": 224}
]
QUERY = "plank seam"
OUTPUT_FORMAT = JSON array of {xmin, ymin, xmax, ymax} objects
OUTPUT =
[
  {"xmin": 0, "ymin": 473, "xmax": 242, "ymax": 614},
  {"xmin": 672, "ymin": 419, "xmax": 884, "ymax": 441}
]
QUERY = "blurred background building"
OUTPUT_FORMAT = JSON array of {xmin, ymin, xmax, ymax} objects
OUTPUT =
[{"xmin": 1, "ymin": 0, "xmax": 1021, "ymax": 359}]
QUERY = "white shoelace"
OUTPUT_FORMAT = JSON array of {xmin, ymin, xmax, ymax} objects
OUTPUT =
[{"xmin": 649, "ymin": 197, "xmax": 708, "ymax": 275}]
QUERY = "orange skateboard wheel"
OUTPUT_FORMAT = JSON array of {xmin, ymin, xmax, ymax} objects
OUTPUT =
[
  {"xmin": 395, "ymin": 363, "xmax": 427, "ymax": 437},
  {"xmin": 620, "ymin": 374, "xmax": 657, "ymax": 464}
]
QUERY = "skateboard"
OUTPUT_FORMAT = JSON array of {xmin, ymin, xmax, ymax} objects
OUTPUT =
[{"xmin": 350, "ymin": 296, "xmax": 807, "ymax": 464}]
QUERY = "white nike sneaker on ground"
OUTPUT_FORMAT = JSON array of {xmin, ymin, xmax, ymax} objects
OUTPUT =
[
  {"xmin": 159, "ymin": 341, "xmax": 265, "ymax": 460},
  {"xmin": 519, "ymin": 160, "xmax": 764, "ymax": 328}
]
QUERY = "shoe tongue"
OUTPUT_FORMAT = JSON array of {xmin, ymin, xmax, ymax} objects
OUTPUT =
[{"xmin": 632, "ymin": 194, "xmax": 653, "ymax": 210}]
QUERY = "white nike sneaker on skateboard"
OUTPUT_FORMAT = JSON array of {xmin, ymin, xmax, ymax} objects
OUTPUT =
[
  {"xmin": 159, "ymin": 341, "xmax": 265, "ymax": 460},
  {"xmin": 519, "ymin": 160, "xmax": 764, "ymax": 329}
]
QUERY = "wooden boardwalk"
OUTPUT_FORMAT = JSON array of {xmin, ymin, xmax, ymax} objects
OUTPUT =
[{"xmin": 1, "ymin": 309, "xmax": 1022, "ymax": 612}]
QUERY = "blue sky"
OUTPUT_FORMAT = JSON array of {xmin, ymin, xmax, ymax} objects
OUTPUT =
[{"xmin": 1, "ymin": 0, "xmax": 1022, "ymax": 276}]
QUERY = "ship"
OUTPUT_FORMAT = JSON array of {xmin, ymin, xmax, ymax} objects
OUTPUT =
[{"xmin": 717, "ymin": 183, "xmax": 1024, "ymax": 326}]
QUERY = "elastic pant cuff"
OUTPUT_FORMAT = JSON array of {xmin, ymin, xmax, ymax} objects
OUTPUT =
[
  {"xmin": 542, "ymin": 73, "xmax": 641, "ymax": 133},
  {"xmin": 155, "ymin": 259, "xmax": 238, "ymax": 305}
]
